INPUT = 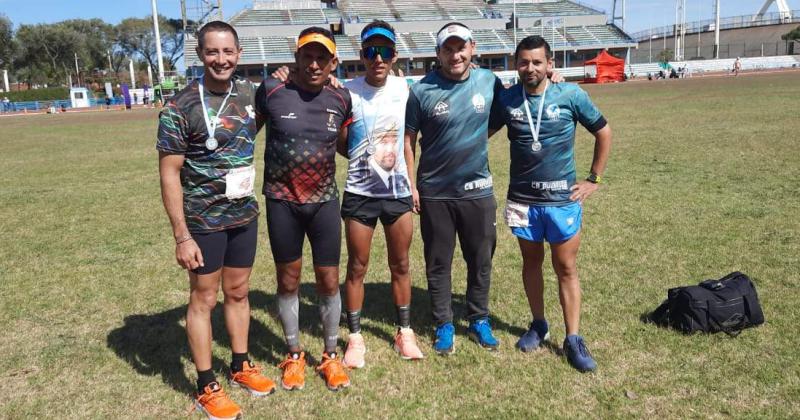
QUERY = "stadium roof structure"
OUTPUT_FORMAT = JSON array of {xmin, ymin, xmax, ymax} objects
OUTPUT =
[{"xmin": 187, "ymin": 0, "xmax": 636, "ymax": 67}]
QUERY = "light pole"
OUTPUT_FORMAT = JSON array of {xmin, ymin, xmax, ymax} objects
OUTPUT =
[{"xmin": 151, "ymin": 0, "xmax": 166, "ymax": 86}]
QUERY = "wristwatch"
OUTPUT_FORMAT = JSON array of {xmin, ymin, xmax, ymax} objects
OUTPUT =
[{"xmin": 586, "ymin": 173, "xmax": 602, "ymax": 184}]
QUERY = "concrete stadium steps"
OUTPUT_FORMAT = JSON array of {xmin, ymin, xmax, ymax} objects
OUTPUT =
[
  {"xmin": 336, "ymin": 0, "xmax": 486, "ymax": 22},
  {"xmin": 230, "ymin": 7, "xmax": 335, "ymax": 26},
  {"xmin": 487, "ymin": 0, "xmax": 601, "ymax": 17},
  {"xmin": 334, "ymin": 35, "xmax": 362, "ymax": 59},
  {"xmin": 185, "ymin": 23, "xmax": 635, "ymax": 65}
]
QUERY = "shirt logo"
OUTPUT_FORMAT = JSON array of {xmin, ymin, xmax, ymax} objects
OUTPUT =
[
  {"xmin": 327, "ymin": 113, "xmax": 338, "ymax": 132},
  {"xmin": 464, "ymin": 176, "xmax": 493, "ymax": 191},
  {"xmin": 472, "ymin": 94, "xmax": 485, "ymax": 113},
  {"xmin": 510, "ymin": 108, "xmax": 524, "ymax": 121},
  {"xmin": 433, "ymin": 101, "xmax": 449, "ymax": 117},
  {"xmin": 531, "ymin": 180, "xmax": 569, "ymax": 191},
  {"xmin": 545, "ymin": 104, "xmax": 561, "ymax": 121},
  {"xmin": 281, "ymin": 112, "xmax": 297, "ymax": 119}
]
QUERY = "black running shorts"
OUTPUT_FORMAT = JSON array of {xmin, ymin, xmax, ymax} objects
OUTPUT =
[
  {"xmin": 265, "ymin": 199, "xmax": 341, "ymax": 266},
  {"xmin": 340, "ymin": 192, "xmax": 413, "ymax": 228},
  {"xmin": 191, "ymin": 218, "xmax": 258, "ymax": 275}
]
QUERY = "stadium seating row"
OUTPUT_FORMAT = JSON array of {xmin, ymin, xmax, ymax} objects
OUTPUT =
[
  {"xmin": 188, "ymin": 24, "xmax": 634, "ymax": 65},
  {"xmin": 231, "ymin": 0, "xmax": 603, "ymax": 26}
]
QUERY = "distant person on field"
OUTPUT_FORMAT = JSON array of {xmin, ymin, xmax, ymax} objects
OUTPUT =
[
  {"xmin": 489, "ymin": 35, "xmax": 612, "ymax": 372},
  {"xmin": 734, "ymin": 57, "xmax": 742, "ymax": 76},
  {"xmin": 133, "ymin": 92, "xmax": 138, "ymax": 104},
  {"xmin": 156, "ymin": 21, "xmax": 275, "ymax": 420}
]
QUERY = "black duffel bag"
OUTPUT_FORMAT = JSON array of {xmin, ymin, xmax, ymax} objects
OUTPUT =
[{"xmin": 649, "ymin": 271, "xmax": 764, "ymax": 336}]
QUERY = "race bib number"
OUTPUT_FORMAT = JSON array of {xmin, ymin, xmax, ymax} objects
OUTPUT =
[
  {"xmin": 225, "ymin": 165, "xmax": 256, "ymax": 200},
  {"xmin": 504, "ymin": 200, "xmax": 530, "ymax": 228}
]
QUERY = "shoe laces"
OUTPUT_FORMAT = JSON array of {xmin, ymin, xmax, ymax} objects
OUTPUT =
[
  {"xmin": 238, "ymin": 361, "xmax": 262, "ymax": 376},
  {"xmin": 436, "ymin": 323, "xmax": 454, "ymax": 339},
  {"xmin": 317, "ymin": 354, "xmax": 347, "ymax": 376},
  {"xmin": 473, "ymin": 319, "xmax": 493, "ymax": 338},
  {"xmin": 195, "ymin": 382, "xmax": 229, "ymax": 407},
  {"xmin": 279, "ymin": 355, "xmax": 305, "ymax": 376},
  {"xmin": 576, "ymin": 340, "xmax": 592, "ymax": 358},
  {"xmin": 348, "ymin": 337, "xmax": 366, "ymax": 352}
]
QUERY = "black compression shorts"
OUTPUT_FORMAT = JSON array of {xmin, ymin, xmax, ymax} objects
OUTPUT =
[
  {"xmin": 265, "ymin": 199, "xmax": 341, "ymax": 266},
  {"xmin": 191, "ymin": 218, "xmax": 258, "ymax": 275}
]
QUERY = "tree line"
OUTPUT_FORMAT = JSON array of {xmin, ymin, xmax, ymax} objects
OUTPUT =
[{"xmin": 0, "ymin": 13, "xmax": 188, "ymax": 89}]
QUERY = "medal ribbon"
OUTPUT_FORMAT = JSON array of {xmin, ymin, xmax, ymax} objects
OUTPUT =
[
  {"xmin": 198, "ymin": 78, "xmax": 234, "ymax": 142},
  {"xmin": 522, "ymin": 80, "xmax": 548, "ymax": 148}
]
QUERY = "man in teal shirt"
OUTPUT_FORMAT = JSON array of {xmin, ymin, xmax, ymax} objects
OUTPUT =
[{"xmin": 490, "ymin": 36, "xmax": 612, "ymax": 372}]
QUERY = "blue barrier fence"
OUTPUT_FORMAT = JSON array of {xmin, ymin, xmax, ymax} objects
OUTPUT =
[{"xmin": 0, "ymin": 97, "xmax": 126, "ymax": 113}]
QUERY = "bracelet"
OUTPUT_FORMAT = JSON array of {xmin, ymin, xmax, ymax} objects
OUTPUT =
[{"xmin": 175, "ymin": 234, "xmax": 193, "ymax": 245}]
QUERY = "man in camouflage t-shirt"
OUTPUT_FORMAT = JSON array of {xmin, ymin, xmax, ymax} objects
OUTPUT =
[{"xmin": 157, "ymin": 21, "xmax": 275, "ymax": 419}]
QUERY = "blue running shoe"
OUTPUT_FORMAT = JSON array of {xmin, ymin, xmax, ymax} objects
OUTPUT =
[
  {"xmin": 467, "ymin": 318, "xmax": 499, "ymax": 350},
  {"xmin": 516, "ymin": 319, "xmax": 550, "ymax": 352},
  {"xmin": 434, "ymin": 322, "xmax": 455, "ymax": 355},
  {"xmin": 563, "ymin": 335, "xmax": 597, "ymax": 372}
]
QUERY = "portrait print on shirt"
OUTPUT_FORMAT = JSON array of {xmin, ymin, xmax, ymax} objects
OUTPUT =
[{"xmin": 344, "ymin": 76, "xmax": 411, "ymax": 199}]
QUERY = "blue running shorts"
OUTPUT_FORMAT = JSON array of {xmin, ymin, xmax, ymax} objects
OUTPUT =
[{"xmin": 504, "ymin": 200, "xmax": 582, "ymax": 243}]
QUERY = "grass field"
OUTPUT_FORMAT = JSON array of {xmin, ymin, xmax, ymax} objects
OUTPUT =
[{"xmin": 1, "ymin": 72, "xmax": 799, "ymax": 419}]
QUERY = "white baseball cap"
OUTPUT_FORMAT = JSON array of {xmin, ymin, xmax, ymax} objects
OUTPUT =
[{"xmin": 436, "ymin": 24, "xmax": 473, "ymax": 48}]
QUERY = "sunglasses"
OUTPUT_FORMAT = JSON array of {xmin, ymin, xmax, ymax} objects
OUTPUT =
[{"xmin": 362, "ymin": 46, "xmax": 396, "ymax": 61}]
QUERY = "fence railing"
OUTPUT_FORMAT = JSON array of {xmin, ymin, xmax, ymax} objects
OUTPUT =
[
  {"xmin": 0, "ymin": 97, "xmax": 128, "ymax": 113},
  {"xmin": 630, "ymin": 40, "xmax": 796, "ymax": 64},
  {"xmin": 629, "ymin": 10, "xmax": 800, "ymax": 41}
]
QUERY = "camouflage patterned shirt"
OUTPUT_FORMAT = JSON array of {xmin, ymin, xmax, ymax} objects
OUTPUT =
[{"xmin": 156, "ymin": 77, "xmax": 260, "ymax": 233}]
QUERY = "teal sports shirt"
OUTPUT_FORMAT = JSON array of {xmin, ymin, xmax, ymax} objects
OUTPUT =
[
  {"xmin": 490, "ymin": 82, "xmax": 606, "ymax": 205},
  {"xmin": 405, "ymin": 68, "xmax": 504, "ymax": 200}
]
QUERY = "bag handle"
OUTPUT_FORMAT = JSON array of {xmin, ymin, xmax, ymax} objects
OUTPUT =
[{"xmin": 707, "ymin": 312, "xmax": 746, "ymax": 337}]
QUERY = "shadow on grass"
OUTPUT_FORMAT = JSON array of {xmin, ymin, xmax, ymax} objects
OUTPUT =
[
  {"xmin": 106, "ymin": 281, "xmax": 520, "ymax": 392},
  {"xmin": 106, "ymin": 290, "xmax": 284, "ymax": 394}
]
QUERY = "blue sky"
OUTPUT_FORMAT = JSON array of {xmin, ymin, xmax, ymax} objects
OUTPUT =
[{"xmin": 1, "ymin": 0, "xmax": 788, "ymax": 34}]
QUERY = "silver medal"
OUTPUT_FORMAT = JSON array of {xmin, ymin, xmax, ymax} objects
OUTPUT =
[
  {"xmin": 531, "ymin": 141, "xmax": 542, "ymax": 152},
  {"xmin": 205, "ymin": 137, "xmax": 218, "ymax": 150}
]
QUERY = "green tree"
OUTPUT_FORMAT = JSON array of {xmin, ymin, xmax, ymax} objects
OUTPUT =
[
  {"xmin": 0, "ymin": 14, "xmax": 15, "ymax": 70},
  {"xmin": 61, "ymin": 19, "xmax": 114, "ymax": 72},
  {"xmin": 780, "ymin": 25, "xmax": 800, "ymax": 41},
  {"xmin": 115, "ymin": 15, "xmax": 185, "ymax": 73},
  {"xmin": 657, "ymin": 49, "xmax": 673, "ymax": 65},
  {"xmin": 15, "ymin": 23, "xmax": 85, "ymax": 85}
]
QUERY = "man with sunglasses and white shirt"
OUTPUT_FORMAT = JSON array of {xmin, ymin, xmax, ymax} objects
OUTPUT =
[{"xmin": 337, "ymin": 20, "xmax": 425, "ymax": 368}]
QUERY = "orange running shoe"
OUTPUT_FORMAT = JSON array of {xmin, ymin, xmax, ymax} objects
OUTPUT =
[
  {"xmin": 394, "ymin": 327, "xmax": 425, "ymax": 360},
  {"xmin": 230, "ymin": 361, "xmax": 276, "ymax": 397},
  {"xmin": 316, "ymin": 352, "xmax": 350, "ymax": 391},
  {"xmin": 278, "ymin": 352, "xmax": 306, "ymax": 391},
  {"xmin": 193, "ymin": 382, "xmax": 242, "ymax": 420}
]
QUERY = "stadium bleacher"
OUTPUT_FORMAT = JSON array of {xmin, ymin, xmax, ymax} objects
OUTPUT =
[{"xmin": 187, "ymin": 0, "xmax": 637, "ymax": 71}]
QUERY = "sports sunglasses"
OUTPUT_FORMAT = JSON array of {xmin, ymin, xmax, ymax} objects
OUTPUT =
[{"xmin": 362, "ymin": 46, "xmax": 396, "ymax": 61}]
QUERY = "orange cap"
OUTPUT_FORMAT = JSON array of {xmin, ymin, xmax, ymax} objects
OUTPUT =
[{"xmin": 297, "ymin": 33, "xmax": 337, "ymax": 56}]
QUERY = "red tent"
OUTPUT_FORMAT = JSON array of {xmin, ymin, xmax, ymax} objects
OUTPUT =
[{"xmin": 583, "ymin": 50, "xmax": 625, "ymax": 84}]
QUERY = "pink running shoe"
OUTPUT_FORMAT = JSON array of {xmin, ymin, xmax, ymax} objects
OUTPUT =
[
  {"xmin": 394, "ymin": 327, "xmax": 425, "ymax": 360},
  {"xmin": 343, "ymin": 333, "xmax": 366, "ymax": 369}
]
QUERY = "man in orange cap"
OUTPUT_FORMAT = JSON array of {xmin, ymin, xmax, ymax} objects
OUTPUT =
[{"xmin": 255, "ymin": 26, "xmax": 353, "ymax": 392}]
